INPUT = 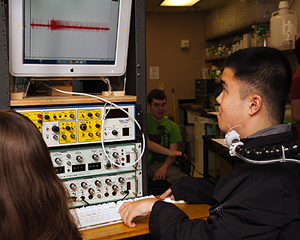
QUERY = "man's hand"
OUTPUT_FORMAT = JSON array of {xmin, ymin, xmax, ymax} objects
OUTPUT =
[
  {"xmin": 160, "ymin": 188, "xmax": 175, "ymax": 200},
  {"xmin": 118, "ymin": 198, "xmax": 158, "ymax": 227},
  {"xmin": 169, "ymin": 150, "xmax": 184, "ymax": 157},
  {"xmin": 153, "ymin": 164, "xmax": 168, "ymax": 181}
]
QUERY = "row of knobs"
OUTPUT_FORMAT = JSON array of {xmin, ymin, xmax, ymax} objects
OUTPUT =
[
  {"xmin": 51, "ymin": 124, "xmax": 118, "ymax": 137},
  {"xmin": 70, "ymin": 177, "xmax": 126, "ymax": 199},
  {"xmin": 70, "ymin": 177, "xmax": 125, "ymax": 191},
  {"xmin": 52, "ymin": 124, "xmax": 101, "ymax": 132},
  {"xmin": 44, "ymin": 114, "xmax": 75, "ymax": 120},
  {"xmin": 55, "ymin": 153, "xmax": 120, "ymax": 165},
  {"xmin": 44, "ymin": 112, "xmax": 100, "ymax": 120}
]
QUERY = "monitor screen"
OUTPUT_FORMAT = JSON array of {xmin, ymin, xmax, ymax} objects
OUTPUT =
[{"xmin": 9, "ymin": 0, "xmax": 132, "ymax": 77}]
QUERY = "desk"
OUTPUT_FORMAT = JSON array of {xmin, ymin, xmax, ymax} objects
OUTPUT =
[
  {"xmin": 81, "ymin": 202, "xmax": 211, "ymax": 240},
  {"xmin": 203, "ymin": 136, "xmax": 229, "ymax": 178},
  {"xmin": 178, "ymin": 103, "xmax": 217, "ymax": 125}
]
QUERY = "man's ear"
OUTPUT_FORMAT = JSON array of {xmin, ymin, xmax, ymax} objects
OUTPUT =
[
  {"xmin": 147, "ymin": 102, "xmax": 151, "ymax": 109},
  {"xmin": 249, "ymin": 95, "xmax": 262, "ymax": 116}
]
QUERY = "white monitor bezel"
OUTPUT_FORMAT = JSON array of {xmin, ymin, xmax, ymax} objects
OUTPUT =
[{"xmin": 9, "ymin": 0, "xmax": 132, "ymax": 77}]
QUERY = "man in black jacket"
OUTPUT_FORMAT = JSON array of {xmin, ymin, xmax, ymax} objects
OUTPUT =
[{"xmin": 119, "ymin": 47, "xmax": 300, "ymax": 240}]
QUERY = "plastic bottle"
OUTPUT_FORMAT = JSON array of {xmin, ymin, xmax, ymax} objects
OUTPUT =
[
  {"xmin": 284, "ymin": 21, "xmax": 295, "ymax": 50},
  {"xmin": 284, "ymin": 32, "xmax": 293, "ymax": 50},
  {"xmin": 270, "ymin": 1, "xmax": 297, "ymax": 50}
]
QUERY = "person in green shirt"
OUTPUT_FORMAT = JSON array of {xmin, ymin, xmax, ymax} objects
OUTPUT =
[{"xmin": 147, "ymin": 89, "xmax": 189, "ymax": 184}]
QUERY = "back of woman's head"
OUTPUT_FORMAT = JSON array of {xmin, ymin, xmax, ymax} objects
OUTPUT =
[{"xmin": 0, "ymin": 110, "xmax": 82, "ymax": 240}]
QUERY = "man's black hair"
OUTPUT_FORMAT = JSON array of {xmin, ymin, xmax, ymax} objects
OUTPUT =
[
  {"xmin": 224, "ymin": 47, "xmax": 292, "ymax": 124},
  {"xmin": 148, "ymin": 89, "xmax": 167, "ymax": 104}
]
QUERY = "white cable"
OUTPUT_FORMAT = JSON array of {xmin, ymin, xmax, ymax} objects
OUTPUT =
[
  {"xmin": 235, "ymin": 151, "xmax": 300, "ymax": 164},
  {"xmin": 226, "ymin": 124, "xmax": 242, "ymax": 135},
  {"xmin": 40, "ymin": 83, "xmax": 145, "ymax": 168},
  {"xmin": 123, "ymin": 75, "xmax": 127, "ymax": 94}
]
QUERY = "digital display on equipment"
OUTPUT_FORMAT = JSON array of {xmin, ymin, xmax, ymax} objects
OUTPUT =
[
  {"xmin": 106, "ymin": 108, "xmax": 128, "ymax": 118},
  {"xmin": 24, "ymin": 0, "xmax": 118, "ymax": 65}
]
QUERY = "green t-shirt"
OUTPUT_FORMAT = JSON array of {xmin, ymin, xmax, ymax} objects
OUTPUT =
[{"xmin": 147, "ymin": 113, "xmax": 182, "ymax": 164}]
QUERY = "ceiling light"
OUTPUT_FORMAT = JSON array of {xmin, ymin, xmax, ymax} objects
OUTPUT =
[{"xmin": 160, "ymin": 0, "xmax": 200, "ymax": 7}]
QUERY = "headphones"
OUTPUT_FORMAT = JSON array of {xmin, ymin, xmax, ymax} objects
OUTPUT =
[{"xmin": 224, "ymin": 129, "xmax": 300, "ymax": 164}]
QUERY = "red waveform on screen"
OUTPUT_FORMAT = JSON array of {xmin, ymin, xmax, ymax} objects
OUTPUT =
[{"xmin": 30, "ymin": 18, "xmax": 110, "ymax": 32}]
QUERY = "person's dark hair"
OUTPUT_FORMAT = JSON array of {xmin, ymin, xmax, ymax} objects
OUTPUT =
[
  {"xmin": 148, "ymin": 89, "xmax": 167, "ymax": 104},
  {"xmin": 0, "ymin": 110, "xmax": 82, "ymax": 240},
  {"xmin": 224, "ymin": 47, "xmax": 292, "ymax": 124},
  {"xmin": 295, "ymin": 38, "xmax": 300, "ymax": 65}
]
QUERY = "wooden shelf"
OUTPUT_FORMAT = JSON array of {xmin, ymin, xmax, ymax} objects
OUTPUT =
[
  {"xmin": 205, "ymin": 49, "xmax": 295, "ymax": 63},
  {"xmin": 205, "ymin": 56, "xmax": 227, "ymax": 62},
  {"xmin": 205, "ymin": 23, "xmax": 269, "ymax": 42},
  {"xmin": 205, "ymin": 25, "xmax": 253, "ymax": 42},
  {"xmin": 282, "ymin": 49, "xmax": 295, "ymax": 55},
  {"xmin": 10, "ymin": 94, "xmax": 137, "ymax": 107}
]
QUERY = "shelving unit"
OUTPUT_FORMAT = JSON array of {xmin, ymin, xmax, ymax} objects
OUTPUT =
[
  {"xmin": 205, "ymin": 49, "xmax": 295, "ymax": 64},
  {"xmin": 205, "ymin": 25, "xmax": 257, "ymax": 42},
  {"xmin": 204, "ymin": 0, "xmax": 275, "ymax": 42},
  {"xmin": 205, "ymin": 56, "xmax": 226, "ymax": 63}
]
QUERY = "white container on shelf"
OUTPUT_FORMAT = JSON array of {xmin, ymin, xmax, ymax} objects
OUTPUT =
[
  {"xmin": 218, "ymin": 6, "xmax": 227, "ymax": 35},
  {"xmin": 270, "ymin": 1, "xmax": 297, "ymax": 50},
  {"xmin": 243, "ymin": 33, "xmax": 253, "ymax": 48},
  {"xmin": 236, "ymin": 0, "xmax": 246, "ymax": 29},
  {"xmin": 226, "ymin": 0, "xmax": 236, "ymax": 33},
  {"xmin": 245, "ymin": 0, "xmax": 276, "ymax": 25}
]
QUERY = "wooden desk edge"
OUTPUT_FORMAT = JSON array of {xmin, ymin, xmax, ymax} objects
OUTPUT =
[
  {"xmin": 10, "ymin": 95, "xmax": 137, "ymax": 107},
  {"xmin": 81, "ymin": 203, "xmax": 211, "ymax": 240}
]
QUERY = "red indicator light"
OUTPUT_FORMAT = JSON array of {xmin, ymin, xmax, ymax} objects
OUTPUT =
[{"xmin": 126, "ymin": 155, "xmax": 130, "ymax": 163}]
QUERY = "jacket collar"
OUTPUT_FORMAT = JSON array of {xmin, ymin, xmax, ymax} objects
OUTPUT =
[
  {"xmin": 248, "ymin": 123, "xmax": 292, "ymax": 138},
  {"xmin": 241, "ymin": 124, "xmax": 294, "ymax": 148}
]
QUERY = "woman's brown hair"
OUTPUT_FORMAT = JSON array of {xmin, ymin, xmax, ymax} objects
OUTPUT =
[{"xmin": 0, "ymin": 110, "xmax": 82, "ymax": 240}]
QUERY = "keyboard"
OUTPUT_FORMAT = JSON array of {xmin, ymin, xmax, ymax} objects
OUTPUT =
[{"xmin": 71, "ymin": 195, "xmax": 155, "ymax": 230}]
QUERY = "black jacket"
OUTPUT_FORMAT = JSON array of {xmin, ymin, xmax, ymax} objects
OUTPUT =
[{"xmin": 149, "ymin": 128, "xmax": 300, "ymax": 240}]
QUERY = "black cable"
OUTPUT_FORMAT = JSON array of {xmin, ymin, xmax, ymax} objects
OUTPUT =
[
  {"xmin": 121, "ymin": 190, "xmax": 129, "ymax": 200},
  {"xmin": 193, "ymin": 167, "xmax": 204, "ymax": 177},
  {"xmin": 290, "ymin": 0, "xmax": 295, "ymax": 9},
  {"xmin": 80, "ymin": 196, "xmax": 90, "ymax": 206}
]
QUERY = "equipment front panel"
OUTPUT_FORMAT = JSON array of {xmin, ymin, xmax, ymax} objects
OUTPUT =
[{"xmin": 14, "ymin": 104, "xmax": 136, "ymax": 147}]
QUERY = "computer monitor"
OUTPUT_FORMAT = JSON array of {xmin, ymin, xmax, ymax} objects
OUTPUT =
[{"xmin": 9, "ymin": 0, "xmax": 132, "ymax": 77}]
